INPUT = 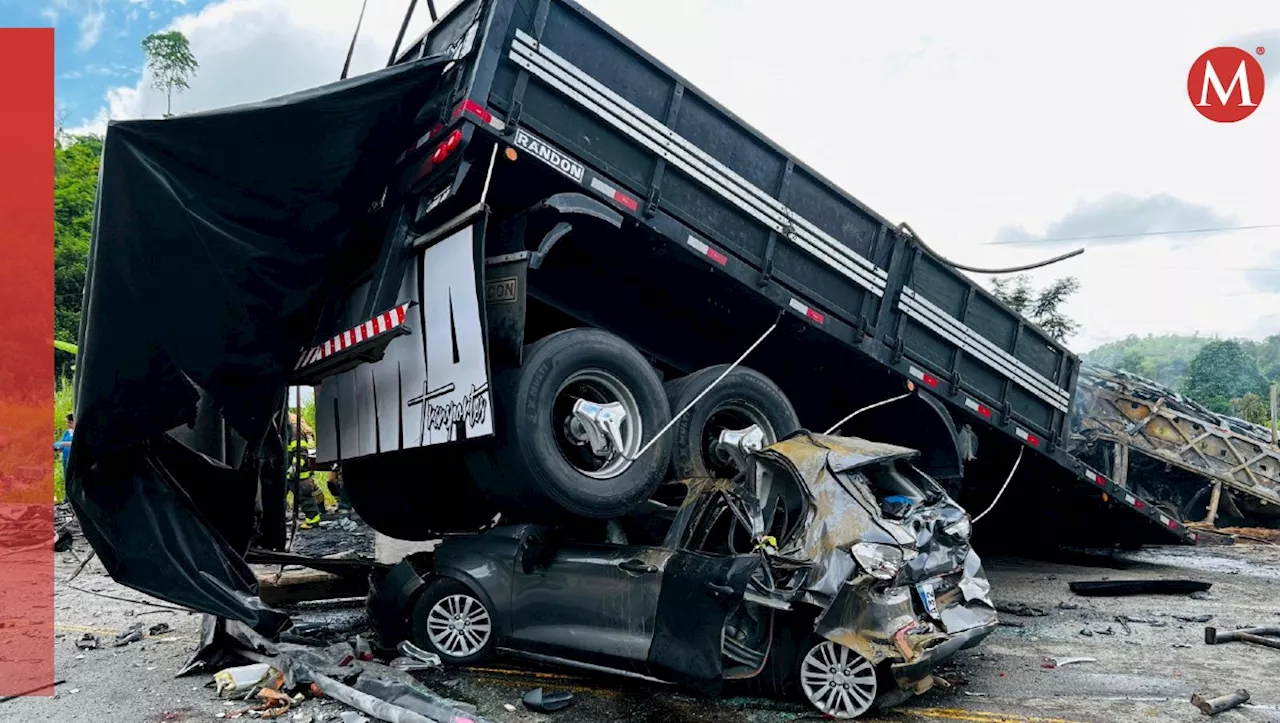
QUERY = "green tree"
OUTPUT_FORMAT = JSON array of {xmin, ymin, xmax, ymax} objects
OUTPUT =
[
  {"xmin": 141, "ymin": 30, "xmax": 199, "ymax": 117},
  {"xmin": 989, "ymin": 274, "xmax": 1081, "ymax": 342},
  {"xmin": 54, "ymin": 134, "xmax": 103, "ymax": 362},
  {"xmin": 1182, "ymin": 340, "xmax": 1267, "ymax": 413},
  {"xmin": 1230, "ymin": 392, "xmax": 1269, "ymax": 425}
]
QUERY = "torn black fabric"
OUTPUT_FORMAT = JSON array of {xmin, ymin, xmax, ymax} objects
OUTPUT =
[{"xmin": 67, "ymin": 55, "xmax": 452, "ymax": 633}]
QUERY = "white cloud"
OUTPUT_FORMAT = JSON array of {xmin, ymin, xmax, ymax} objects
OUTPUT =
[
  {"xmin": 76, "ymin": 8, "xmax": 105, "ymax": 51},
  {"xmin": 70, "ymin": 0, "xmax": 1280, "ymax": 351}
]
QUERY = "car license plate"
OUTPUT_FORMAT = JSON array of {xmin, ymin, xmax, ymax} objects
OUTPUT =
[{"xmin": 916, "ymin": 581, "xmax": 940, "ymax": 618}]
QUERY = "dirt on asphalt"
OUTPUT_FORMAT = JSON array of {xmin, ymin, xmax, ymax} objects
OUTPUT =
[{"xmin": 6, "ymin": 527, "xmax": 1279, "ymax": 723}]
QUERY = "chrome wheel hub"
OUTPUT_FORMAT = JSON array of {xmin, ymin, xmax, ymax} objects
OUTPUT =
[
  {"xmin": 799, "ymin": 640, "xmax": 877, "ymax": 718},
  {"xmin": 426, "ymin": 593, "xmax": 491, "ymax": 659}
]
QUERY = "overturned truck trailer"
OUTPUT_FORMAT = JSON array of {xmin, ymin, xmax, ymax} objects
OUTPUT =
[{"xmin": 68, "ymin": 0, "xmax": 1192, "ymax": 635}]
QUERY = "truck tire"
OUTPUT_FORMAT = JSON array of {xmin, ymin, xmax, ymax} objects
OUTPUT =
[
  {"xmin": 664, "ymin": 365, "xmax": 799, "ymax": 479},
  {"xmin": 344, "ymin": 452, "xmax": 498, "ymax": 541},
  {"xmin": 466, "ymin": 328, "xmax": 673, "ymax": 519}
]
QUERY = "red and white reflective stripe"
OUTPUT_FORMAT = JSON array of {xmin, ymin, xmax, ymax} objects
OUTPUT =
[
  {"xmin": 1122, "ymin": 493, "xmax": 1144, "ymax": 509},
  {"xmin": 1015, "ymin": 428, "xmax": 1041, "ymax": 447},
  {"xmin": 963, "ymin": 397, "xmax": 992, "ymax": 418},
  {"xmin": 296, "ymin": 303, "xmax": 410, "ymax": 370},
  {"xmin": 452, "ymin": 99, "xmax": 505, "ymax": 130},
  {"xmin": 1160, "ymin": 514, "xmax": 1174, "ymax": 528},
  {"xmin": 686, "ymin": 236, "xmax": 728, "ymax": 266},
  {"xmin": 908, "ymin": 366, "xmax": 940, "ymax": 389},
  {"xmin": 1085, "ymin": 469, "xmax": 1107, "ymax": 487},
  {"xmin": 589, "ymin": 177, "xmax": 638, "ymax": 211},
  {"xmin": 788, "ymin": 298, "xmax": 825, "ymax": 324}
]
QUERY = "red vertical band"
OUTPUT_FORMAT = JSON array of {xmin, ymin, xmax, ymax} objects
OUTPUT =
[{"xmin": 0, "ymin": 28, "xmax": 55, "ymax": 697}]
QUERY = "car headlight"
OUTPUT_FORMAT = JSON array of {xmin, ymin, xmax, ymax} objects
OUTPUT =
[
  {"xmin": 850, "ymin": 542, "xmax": 917, "ymax": 581},
  {"xmin": 944, "ymin": 517, "xmax": 971, "ymax": 540}
]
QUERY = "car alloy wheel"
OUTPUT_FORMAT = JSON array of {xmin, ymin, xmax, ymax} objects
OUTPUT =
[
  {"xmin": 425, "ymin": 593, "xmax": 492, "ymax": 659},
  {"xmin": 799, "ymin": 640, "xmax": 877, "ymax": 718}
]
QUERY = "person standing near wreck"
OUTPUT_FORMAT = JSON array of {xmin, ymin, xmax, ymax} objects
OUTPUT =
[
  {"xmin": 54, "ymin": 413, "xmax": 74, "ymax": 480},
  {"xmin": 286, "ymin": 412, "xmax": 324, "ymax": 529}
]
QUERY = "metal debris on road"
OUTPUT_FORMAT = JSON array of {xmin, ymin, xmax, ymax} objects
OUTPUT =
[
  {"xmin": 1052, "ymin": 657, "xmax": 1097, "ymax": 667},
  {"xmin": 1190, "ymin": 688, "xmax": 1250, "ymax": 716},
  {"xmin": 1176, "ymin": 614, "xmax": 1213, "ymax": 623},
  {"xmin": 149, "ymin": 622, "xmax": 172, "ymax": 636},
  {"xmin": 1069, "ymin": 580, "xmax": 1212, "ymax": 597},
  {"xmin": 1204, "ymin": 625, "xmax": 1280, "ymax": 651},
  {"xmin": 74, "ymin": 633, "xmax": 100, "ymax": 650},
  {"xmin": 1057, "ymin": 602, "xmax": 1080, "ymax": 610},
  {"xmin": 114, "ymin": 622, "xmax": 145, "ymax": 647}
]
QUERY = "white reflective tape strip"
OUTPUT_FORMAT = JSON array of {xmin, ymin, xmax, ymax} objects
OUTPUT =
[
  {"xmin": 964, "ymin": 398, "xmax": 980, "ymax": 412},
  {"xmin": 364, "ymin": 320, "xmax": 375, "ymax": 338},
  {"xmin": 1015, "ymin": 428, "xmax": 1031, "ymax": 441},
  {"xmin": 908, "ymin": 366, "xmax": 926, "ymax": 381},
  {"xmin": 514, "ymin": 31, "xmax": 888, "ymax": 284},
  {"xmin": 324, "ymin": 340, "xmax": 333, "ymax": 356},
  {"xmin": 900, "ymin": 289, "xmax": 1070, "ymax": 407},
  {"xmin": 788, "ymin": 299, "xmax": 809, "ymax": 316},
  {"xmin": 375, "ymin": 315, "xmax": 387, "ymax": 333},
  {"xmin": 687, "ymin": 236, "xmax": 710, "ymax": 254},
  {"xmin": 1124, "ymin": 494, "xmax": 1137, "ymax": 505},
  {"xmin": 510, "ymin": 34, "xmax": 887, "ymax": 297},
  {"xmin": 343, "ymin": 331, "xmax": 353, "ymax": 348},
  {"xmin": 354, "ymin": 325, "xmax": 365, "ymax": 343},
  {"xmin": 589, "ymin": 176, "xmax": 617, "ymax": 198},
  {"xmin": 1160, "ymin": 515, "xmax": 1171, "ymax": 526},
  {"xmin": 898, "ymin": 300, "xmax": 1069, "ymax": 413}
]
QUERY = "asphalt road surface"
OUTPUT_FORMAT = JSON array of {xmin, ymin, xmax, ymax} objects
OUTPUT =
[{"xmin": 7, "ymin": 532, "xmax": 1279, "ymax": 723}]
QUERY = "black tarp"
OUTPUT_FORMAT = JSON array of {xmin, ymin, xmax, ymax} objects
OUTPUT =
[{"xmin": 67, "ymin": 55, "xmax": 452, "ymax": 634}]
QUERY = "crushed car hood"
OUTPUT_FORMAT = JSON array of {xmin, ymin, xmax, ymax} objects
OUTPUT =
[{"xmin": 742, "ymin": 432, "xmax": 997, "ymax": 681}]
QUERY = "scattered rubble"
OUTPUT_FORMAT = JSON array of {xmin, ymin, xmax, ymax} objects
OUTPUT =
[{"xmin": 995, "ymin": 602, "xmax": 1048, "ymax": 617}]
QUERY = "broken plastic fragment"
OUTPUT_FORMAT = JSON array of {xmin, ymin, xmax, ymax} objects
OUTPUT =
[{"xmin": 522, "ymin": 687, "xmax": 574, "ymax": 713}]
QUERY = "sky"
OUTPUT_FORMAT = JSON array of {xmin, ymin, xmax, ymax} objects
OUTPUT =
[{"xmin": 16, "ymin": 0, "xmax": 1280, "ymax": 354}]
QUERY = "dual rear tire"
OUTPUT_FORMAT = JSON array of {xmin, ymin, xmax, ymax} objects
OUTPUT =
[{"xmin": 467, "ymin": 327, "xmax": 799, "ymax": 520}]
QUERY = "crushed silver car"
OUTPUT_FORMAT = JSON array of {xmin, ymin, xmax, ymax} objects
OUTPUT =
[{"xmin": 395, "ymin": 432, "xmax": 998, "ymax": 719}]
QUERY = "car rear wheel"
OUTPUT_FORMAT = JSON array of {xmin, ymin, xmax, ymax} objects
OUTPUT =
[
  {"xmin": 411, "ymin": 578, "xmax": 495, "ymax": 665},
  {"xmin": 796, "ymin": 638, "xmax": 878, "ymax": 719},
  {"xmin": 466, "ymin": 328, "xmax": 672, "ymax": 519},
  {"xmin": 664, "ymin": 365, "xmax": 799, "ymax": 479}
]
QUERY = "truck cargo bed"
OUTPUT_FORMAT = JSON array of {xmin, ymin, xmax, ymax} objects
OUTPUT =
[{"xmin": 391, "ymin": 0, "xmax": 1194, "ymax": 544}]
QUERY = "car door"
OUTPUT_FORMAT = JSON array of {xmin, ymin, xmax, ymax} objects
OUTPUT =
[
  {"xmin": 645, "ymin": 489, "xmax": 765, "ymax": 694},
  {"xmin": 508, "ymin": 524, "xmax": 672, "ymax": 674}
]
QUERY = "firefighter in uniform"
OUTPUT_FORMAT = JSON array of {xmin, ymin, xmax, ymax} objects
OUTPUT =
[{"xmin": 286, "ymin": 412, "xmax": 324, "ymax": 529}]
